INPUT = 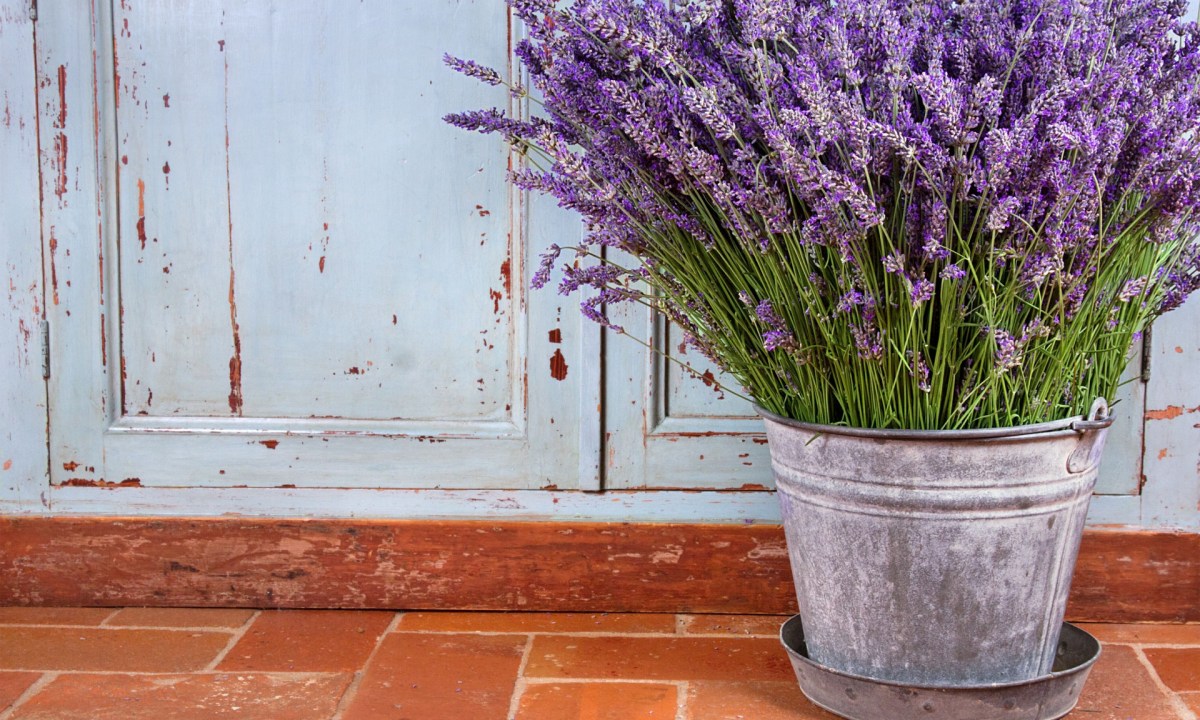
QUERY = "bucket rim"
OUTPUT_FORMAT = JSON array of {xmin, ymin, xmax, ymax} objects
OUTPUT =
[{"xmin": 754, "ymin": 402, "xmax": 1113, "ymax": 441}]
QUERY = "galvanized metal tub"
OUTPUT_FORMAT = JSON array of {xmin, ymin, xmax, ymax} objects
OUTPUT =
[
  {"xmin": 758, "ymin": 401, "xmax": 1112, "ymax": 687},
  {"xmin": 780, "ymin": 615, "xmax": 1101, "ymax": 720}
]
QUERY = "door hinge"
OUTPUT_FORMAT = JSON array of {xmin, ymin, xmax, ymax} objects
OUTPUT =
[
  {"xmin": 40, "ymin": 319, "xmax": 50, "ymax": 379},
  {"xmin": 1140, "ymin": 324, "xmax": 1152, "ymax": 384},
  {"xmin": 28, "ymin": 0, "xmax": 36, "ymax": 22}
]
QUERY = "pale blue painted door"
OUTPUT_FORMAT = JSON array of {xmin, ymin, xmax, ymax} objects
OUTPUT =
[
  {"xmin": 26, "ymin": 1, "xmax": 1183, "ymax": 523},
  {"xmin": 40, "ymin": 1, "xmax": 591, "ymax": 495}
]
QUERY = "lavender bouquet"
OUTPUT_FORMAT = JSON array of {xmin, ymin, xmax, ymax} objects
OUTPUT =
[{"xmin": 447, "ymin": 0, "xmax": 1200, "ymax": 430}]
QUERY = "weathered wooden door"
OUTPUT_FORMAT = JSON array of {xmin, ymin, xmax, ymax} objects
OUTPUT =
[
  {"xmin": 23, "ymin": 0, "xmax": 1188, "ymax": 526},
  {"xmin": 39, "ymin": 1, "xmax": 593, "ymax": 502}
]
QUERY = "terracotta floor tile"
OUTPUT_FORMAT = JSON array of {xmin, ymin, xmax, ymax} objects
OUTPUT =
[
  {"xmin": 398, "ymin": 611, "xmax": 676, "ymax": 634},
  {"xmin": 0, "ymin": 608, "xmax": 114, "ymax": 626},
  {"xmin": 686, "ymin": 681, "xmax": 840, "ymax": 720},
  {"xmin": 216, "ymin": 610, "xmax": 392, "ymax": 672},
  {"xmin": 105, "ymin": 607, "xmax": 255, "ymax": 628},
  {"xmin": 1078, "ymin": 623, "xmax": 1200, "ymax": 645},
  {"xmin": 340, "ymin": 633, "xmax": 525, "ymax": 720},
  {"xmin": 1142, "ymin": 648, "xmax": 1200, "ymax": 692},
  {"xmin": 0, "ymin": 627, "xmax": 231, "ymax": 672},
  {"xmin": 680, "ymin": 615, "xmax": 792, "ymax": 636},
  {"xmin": 1181, "ymin": 691, "xmax": 1200, "ymax": 715},
  {"xmin": 515, "ymin": 682, "xmax": 678, "ymax": 719},
  {"xmin": 1072, "ymin": 645, "xmax": 1180, "ymax": 719},
  {"xmin": 7, "ymin": 673, "xmax": 352, "ymax": 720},
  {"xmin": 526, "ymin": 636, "xmax": 793, "ymax": 682},
  {"xmin": 0, "ymin": 673, "xmax": 41, "ymax": 712}
]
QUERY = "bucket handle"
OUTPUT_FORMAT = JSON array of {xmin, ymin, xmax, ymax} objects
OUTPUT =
[{"xmin": 1067, "ymin": 398, "xmax": 1112, "ymax": 473}]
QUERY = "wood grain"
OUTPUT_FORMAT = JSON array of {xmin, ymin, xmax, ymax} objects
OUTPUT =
[{"xmin": 0, "ymin": 517, "xmax": 1193, "ymax": 621}]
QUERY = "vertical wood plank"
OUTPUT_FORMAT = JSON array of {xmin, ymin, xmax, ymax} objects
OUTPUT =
[
  {"xmin": 1142, "ymin": 296, "xmax": 1200, "ymax": 529},
  {"xmin": 37, "ymin": 0, "xmax": 112, "ymax": 485},
  {"xmin": 0, "ymin": 0, "xmax": 48, "ymax": 510}
]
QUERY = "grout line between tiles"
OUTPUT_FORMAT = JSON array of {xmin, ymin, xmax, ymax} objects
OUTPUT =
[
  {"xmin": 505, "ymin": 635, "xmax": 536, "ymax": 720},
  {"xmin": 328, "ymin": 611, "xmax": 403, "ymax": 720},
  {"xmin": 202, "ymin": 609, "xmax": 261, "ymax": 672},
  {"xmin": 0, "ymin": 669, "xmax": 346, "ymax": 678},
  {"xmin": 521, "ymin": 677, "xmax": 705, "ymax": 685},
  {"xmin": 674, "ymin": 681, "xmax": 689, "ymax": 720},
  {"xmin": 1088, "ymin": 641, "xmax": 1200, "ymax": 649},
  {"xmin": 382, "ymin": 629, "xmax": 777, "ymax": 638},
  {"xmin": 1131, "ymin": 645, "xmax": 1199, "ymax": 720},
  {"xmin": 0, "ymin": 673, "xmax": 57, "ymax": 720},
  {"xmin": 0, "ymin": 623, "xmax": 239, "ymax": 633}
]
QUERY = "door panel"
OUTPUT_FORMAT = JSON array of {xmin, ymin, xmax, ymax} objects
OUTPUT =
[{"xmin": 42, "ymin": 1, "xmax": 585, "ymax": 492}]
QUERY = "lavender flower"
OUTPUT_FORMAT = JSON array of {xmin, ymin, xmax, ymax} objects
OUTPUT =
[
  {"xmin": 446, "ymin": 0, "xmax": 1200, "ymax": 429},
  {"xmin": 443, "ymin": 54, "xmax": 503, "ymax": 86}
]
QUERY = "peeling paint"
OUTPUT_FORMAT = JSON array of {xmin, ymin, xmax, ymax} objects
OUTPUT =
[
  {"xmin": 53, "ymin": 133, "xmax": 68, "ymax": 201},
  {"xmin": 259, "ymin": 440, "xmax": 280, "ymax": 450},
  {"xmin": 1146, "ymin": 405, "xmax": 1200, "ymax": 421},
  {"xmin": 59, "ymin": 478, "xmax": 142, "ymax": 488},
  {"xmin": 1, "ymin": 460, "xmax": 11, "ymax": 471},
  {"xmin": 54, "ymin": 65, "xmax": 67, "ymax": 129},
  {"xmin": 162, "ymin": 93, "xmax": 170, "ymax": 108},
  {"xmin": 136, "ymin": 178, "xmax": 146, "ymax": 248},
  {"xmin": 499, "ymin": 258, "xmax": 511, "ymax": 297},
  {"xmin": 224, "ymin": 45, "xmax": 243, "ymax": 417},
  {"xmin": 548, "ymin": 328, "xmax": 562, "ymax": 344},
  {"xmin": 550, "ymin": 349, "xmax": 568, "ymax": 381}
]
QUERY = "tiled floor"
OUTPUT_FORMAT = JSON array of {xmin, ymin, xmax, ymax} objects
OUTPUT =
[{"xmin": 0, "ymin": 608, "xmax": 1195, "ymax": 719}]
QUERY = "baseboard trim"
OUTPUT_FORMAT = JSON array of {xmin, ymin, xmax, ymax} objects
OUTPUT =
[{"xmin": 0, "ymin": 517, "xmax": 1194, "ymax": 621}]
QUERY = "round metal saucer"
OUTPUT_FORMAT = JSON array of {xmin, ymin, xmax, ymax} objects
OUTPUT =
[{"xmin": 780, "ymin": 615, "xmax": 1101, "ymax": 720}]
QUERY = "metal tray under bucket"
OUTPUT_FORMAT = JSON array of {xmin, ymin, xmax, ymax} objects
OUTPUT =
[{"xmin": 780, "ymin": 615, "xmax": 1101, "ymax": 720}]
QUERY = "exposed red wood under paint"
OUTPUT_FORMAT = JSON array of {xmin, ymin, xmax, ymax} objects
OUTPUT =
[
  {"xmin": 500, "ymin": 259, "xmax": 511, "ymax": 297},
  {"xmin": 56, "ymin": 478, "xmax": 142, "ymax": 488},
  {"xmin": 548, "ymin": 328, "xmax": 562, "ymax": 344},
  {"xmin": 550, "ymin": 349, "xmax": 568, "ymax": 381},
  {"xmin": 53, "ymin": 133, "xmax": 68, "ymax": 200},
  {"xmin": 0, "ymin": 519, "xmax": 1192, "ymax": 621},
  {"xmin": 259, "ymin": 440, "xmax": 280, "ymax": 450},
  {"xmin": 1146, "ymin": 405, "xmax": 1199, "ymax": 421},
  {"xmin": 54, "ymin": 65, "xmax": 67, "ymax": 129},
  {"xmin": 223, "ymin": 49, "xmax": 243, "ymax": 416},
  {"xmin": 47, "ymin": 232, "xmax": 60, "ymax": 305}
]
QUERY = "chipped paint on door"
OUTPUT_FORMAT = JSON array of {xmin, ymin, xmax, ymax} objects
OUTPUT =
[
  {"xmin": 38, "ymin": 1, "xmax": 588, "ymax": 492},
  {"xmin": 0, "ymin": 0, "xmax": 49, "ymax": 512}
]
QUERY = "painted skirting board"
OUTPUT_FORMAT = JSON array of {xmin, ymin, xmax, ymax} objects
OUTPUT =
[{"xmin": 0, "ymin": 518, "xmax": 1194, "ymax": 622}]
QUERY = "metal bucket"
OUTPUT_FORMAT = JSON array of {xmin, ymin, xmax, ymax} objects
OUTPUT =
[{"xmin": 759, "ymin": 400, "xmax": 1112, "ymax": 687}]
